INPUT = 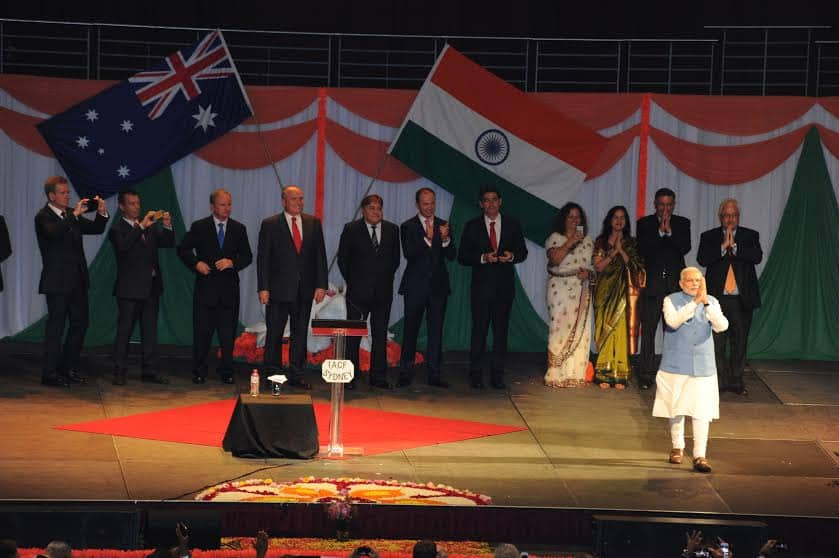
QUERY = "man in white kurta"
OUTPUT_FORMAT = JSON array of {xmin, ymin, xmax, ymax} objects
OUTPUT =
[{"xmin": 653, "ymin": 267, "xmax": 729, "ymax": 473}]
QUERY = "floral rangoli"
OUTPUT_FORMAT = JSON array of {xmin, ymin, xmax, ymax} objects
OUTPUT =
[{"xmin": 196, "ymin": 476, "xmax": 491, "ymax": 505}]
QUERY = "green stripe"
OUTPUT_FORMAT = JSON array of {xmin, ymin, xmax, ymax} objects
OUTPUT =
[{"xmin": 391, "ymin": 121, "xmax": 556, "ymax": 244}]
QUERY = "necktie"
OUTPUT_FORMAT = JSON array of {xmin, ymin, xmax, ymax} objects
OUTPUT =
[
  {"xmin": 489, "ymin": 221, "xmax": 498, "ymax": 252},
  {"xmin": 370, "ymin": 224, "xmax": 379, "ymax": 252},
  {"xmin": 425, "ymin": 218, "xmax": 434, "ymax": 239},
  {"xmin": 291, "ymin": 216, "xmax": 302, "ymax": 254},
  {"xmin": 61, "ymin": 211, "xmax": 67, "ymax": 220},
  {"xmin": 217, "ymin": 222, "xmax": 225, "ymax": 249},
  {"xmin": 724, "ymin": 264, "xmax": 737, "ymax": 294}
]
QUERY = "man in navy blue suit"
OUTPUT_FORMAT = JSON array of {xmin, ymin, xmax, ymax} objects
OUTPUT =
[
  {"xmin": 397, "ymin": 187, "xmax": 456, "ymax": 388},
  {"xmin": 178, "ymin": 188, "xmax": 253, "ymax": 385}
]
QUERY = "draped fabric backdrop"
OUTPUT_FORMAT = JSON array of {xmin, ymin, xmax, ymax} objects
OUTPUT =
[{"xmin": 2, "ymin": 75, "xmax": 838, "ymax": 359}]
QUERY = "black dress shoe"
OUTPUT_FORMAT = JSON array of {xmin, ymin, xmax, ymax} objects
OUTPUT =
[
  {"xmin": 397, "ymin": 377, "xmax": 412, "ymax": 388},
  {"xmin": 470, "ymin": 378, "xmax": 485, "ymax": 389},
  {"xmin": 221, "ymin": 374, "xmax": 235, "ymax": 384},
  {"xmin": 427, "ymin": 378, "xmax": 450, "ymax": 388},
  {"xmin": 65, "ymin": 370, "xmax": 88, "ymax": 384},
  {"xmin": 193, "ymin": 375, "xmax": 206, "ymax": 384},
  {"xmin": 733, "ymin": 385, "xmax": 749, "ymax": 396},
  {"xmin": 490, "ymin": 379, "xmax": 507, "ymax": 390},
  {"xmin": 112, "ymin": 374, "xmax": 126, "ymax": 386},
  {"xmin": 346, "ymin": 378, "xmax": 357, "ymax": 390},
  {"xmin": 42, "ymin": 376, "xmax": 70, "ymax": 388},
  {"xmin": 640, "ymin": 381, "xmax": 652, "ymax": 390},
  {"xmin": 369, "ymin": 378, "xmax": 393, "ymax": 389},
  {"xmin": 288, "ymin": 378, "xmax": 312, "ymax": 390},
  {"xmin": 141, "ymin": 374, "xmax": 170, "ymax": 384}
]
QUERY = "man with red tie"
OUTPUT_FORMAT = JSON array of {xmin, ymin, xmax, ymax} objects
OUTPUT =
[
  {"xmin": 697, "ymin": 198, "xmax": 762, "ymax": 396},
  {"xmin": 257, "ymin": 185, "xmax": 328, "ymax": 389},
  {"xmin": 457, "ymin": 185, "xmax": 528, "ymax": 390}
]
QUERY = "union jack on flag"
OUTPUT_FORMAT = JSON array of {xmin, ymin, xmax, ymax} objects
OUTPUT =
[
  {"xmin": 37, "ymin": 29, "xmax": 253, "ymax": 198},
  {"xmin": 129, "ymin": 30, "xmax": 236, "ymax": 120}
]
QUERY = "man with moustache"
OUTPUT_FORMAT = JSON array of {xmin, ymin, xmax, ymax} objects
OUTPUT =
[
  {"xmin": 697, "ymin": 198, "xmax": 762, "ymax": 396},
  {"xmin": 257, "ymin": 185, "xmax": 328, "ymax": 390},
  {"xmin": 178, "ymin": 188, "xmax": 253, "ymax": 385},
  {"xmin": 109, "ymin": 189, "xmax": 174, "ymax": 385},
  {"xmin": 397, "ymin": 187, "xmax": 456, "ymax": 388},
  {"xmin": 636, "ymin": 187, "xmax": 691, "ymax": 390},
  {"xmin": 35, "ymin": 176, "xmax": 109, "ymax": 387},
  {"xmin": 337, "ymin": 194, "xmax": 401, "ymax": 389}
]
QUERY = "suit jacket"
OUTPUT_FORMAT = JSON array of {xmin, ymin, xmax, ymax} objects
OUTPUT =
[
  {"xmin": 257, "ymin": 212, "xmax": 328, "ymax": 302},
  {"xmin": 398, "ymin": 215, "xmax": 456, "ymax": 296},
  {"xmin": 457, "ymin": 213, "xmax": 528, "ymax": 302},
  {"xmin": 337, "ymin": 219, "xmax": 401, "ymax": 306},
  {"xmin": 109, "ymin": 217, "xmax": 175, "ymax": 300},
  {"xmin": 178, "ymin": 216, "xmax": 253, "ymax": 306},
  {"xmin": 697, "ymin": 225, "xmax": 763, "ymax": 310},
  {"xmin": 35, "ymin": 205, "xmax": 108, "ymax": 295},
  {"xmin": 0, "ymin": 215, "xmax": 10, "ymax": 292},
  {"xmin": 636, "ymin": 213, "xmax": 691, "ymax": 297}
]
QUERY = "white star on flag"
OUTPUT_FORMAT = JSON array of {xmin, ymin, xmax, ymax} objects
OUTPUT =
[
  {"xmin": 192, "ymin": 104, "xmax": 218, "ymax": 132},
  {"xmin": 120, "ymin": 120, "xmax": 134, "ymax": 132},
  {"xmin": 85, "ymin": 109, "xmax": 99, "ymax": 122},
  {"xmin": 117, "ymin": 165, "xmax": 131, "ymax": 178},
  {"xmin": 98, "ymin": 148, "xmax": 105, "ymax": 155},
  {"xmin": 76, "ymin": 136, "xmax": 90, "ymax": 148}
]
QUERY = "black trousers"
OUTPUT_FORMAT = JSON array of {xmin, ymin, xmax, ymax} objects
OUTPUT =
[
  {"xmin": 192, "ymin": 293, "xmax": 238, "ymax": 378},
  {"xmin": 43, "ymin": 285, "xmax": 89, "ymax": 379},
  {"xmin": 263, "ymin": 286, "xmax": 312, "ymax": 379},
  {"xmin": 469, "ymin": 292, "xmax": 513, "ymax": 381},
  {"xmin": 638, "ymin": 293, "xmax": 666, "ymax": 383},
  {"xmin": 399, "ymin": 289, "xmax": 448, "ymax": 381},
  {"xmin": 346, "ymin": 296, "xmax": 392, "ymax": 384},
  {"xmin": 113, "ymin": 295, "xmax": 161, "ymax": 374},
  {"xmin": 715, "ymin": 294, "xmax": 753, "ymax": 390}
]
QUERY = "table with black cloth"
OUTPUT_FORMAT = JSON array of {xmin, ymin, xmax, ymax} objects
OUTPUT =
[{"xmin": 222, "ymin": 394, "xmax": 319, "ymax": 459}]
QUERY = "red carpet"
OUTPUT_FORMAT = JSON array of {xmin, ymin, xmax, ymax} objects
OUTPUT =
[{"xmin": 55, "ymin": 399, "xmax": 525, "ymax": 456}]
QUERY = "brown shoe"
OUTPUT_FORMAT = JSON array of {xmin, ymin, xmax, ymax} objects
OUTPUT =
[
  {"xmin": 693, "ymin": 457, "xmax": 712, "ymax": 473},
  {"xmin": 669, "ymin": 448, "xmax": 684, "ymax": 464}
]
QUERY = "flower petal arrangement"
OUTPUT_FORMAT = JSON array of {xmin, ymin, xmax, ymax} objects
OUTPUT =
[{"xmin": 196, "ymin": 476, "xmax": 491, "ymax": 505}]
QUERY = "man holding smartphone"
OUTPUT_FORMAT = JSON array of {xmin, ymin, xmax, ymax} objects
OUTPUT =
[
  {"xmin": 35, "ymin": 176, "xmax": 109, "ymax": 387},
  {"xmin": 397, "ymin": 187, "xmax": 456, "ymax": 388},
  {"xmin": 458, "ymin": 185, "xmax": 528, "ymax": 389},
  {"xmin": 109, "ymin": 189, "xmax": 174, "ymax": 385}
]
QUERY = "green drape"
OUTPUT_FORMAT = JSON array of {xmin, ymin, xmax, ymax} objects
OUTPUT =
[
  {"xmin": 391, "ymin": 195, "xmax": 548, "ymax": 352},
  {"xmin": 747, "ymin": 127, "xmax": 839, "ymax": 359},
  {"xmin": 10, "ymin": 168, "xmax": 196, "ymax": 346}
]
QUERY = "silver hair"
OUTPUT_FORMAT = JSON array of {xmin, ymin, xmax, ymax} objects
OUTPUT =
[
  {"xmin": 45, "ymin": 541, "xmax": 71, "ymax": 558},
  {"xmin": 493, "ymin": 543, "xmax": 520, "ymax": 558}
]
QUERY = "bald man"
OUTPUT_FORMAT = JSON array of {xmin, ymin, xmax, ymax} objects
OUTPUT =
[
  {"xmin": 257, "ymin": 185, "xmax": 327, "ymax": 390},
  {"xmin": 697, "ymin": 198, "xmax": 762, "ymax": 396}
]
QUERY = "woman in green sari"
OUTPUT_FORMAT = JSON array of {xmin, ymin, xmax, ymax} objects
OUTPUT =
[{"xmin": 592, "ymin": 206, "xmax": 644, "ymax": 389}]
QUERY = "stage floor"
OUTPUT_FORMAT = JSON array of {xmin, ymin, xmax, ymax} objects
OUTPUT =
[{"xmin": 1, "ymin": 343, "xmax": 837, "ymax": 518}]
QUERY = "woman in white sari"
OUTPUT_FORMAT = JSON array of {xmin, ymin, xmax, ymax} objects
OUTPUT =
[{"xmin": 544, "ymin": 203, "xmax": 594, "ymax": 388}]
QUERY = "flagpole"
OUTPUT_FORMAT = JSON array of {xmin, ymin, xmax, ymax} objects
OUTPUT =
[{"xmin": 254, "ymin": 119, "xmax": 286, "ymax": 190}]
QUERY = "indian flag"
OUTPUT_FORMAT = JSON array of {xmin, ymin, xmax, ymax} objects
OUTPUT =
[{"xmin": 389, "ymin": 46, "xmax": 607, "ymax": 243}]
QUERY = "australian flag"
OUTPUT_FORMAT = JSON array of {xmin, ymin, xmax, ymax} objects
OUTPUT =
[{"xmin": 37, "ymin": 29, "xmax": 253, "ymax": 198}]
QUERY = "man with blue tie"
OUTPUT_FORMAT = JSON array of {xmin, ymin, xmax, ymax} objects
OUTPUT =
[{"xmin": 178, "ymin": 188, "xmax": 253, "ymax": 384}]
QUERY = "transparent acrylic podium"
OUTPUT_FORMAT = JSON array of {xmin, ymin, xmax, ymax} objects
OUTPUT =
[{"xmin": 311, "ymin": 318, "xmax": 368, "ymax": 458}]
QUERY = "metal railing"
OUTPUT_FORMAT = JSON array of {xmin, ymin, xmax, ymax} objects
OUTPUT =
[{"xmin": 0, "ymin": 19, "xmax": 834, "ymax": 95}]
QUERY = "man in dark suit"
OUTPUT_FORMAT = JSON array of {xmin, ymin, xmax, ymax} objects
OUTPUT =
[
  {"xmin": 178, "ymin": 188, "xmax": 253, "ymax": 385},
  {"xmin": 0, "ymin": 214, "xmax": 10, "ymax": 292},
  {"xmin": 337, "ymin": 194, "xmax": 401, "ymax": 389},
  {"xmin": 397, "ymin": 187, "xmax": 456, "ymax": 388},
  {"xmin": 109, "ymin": 189, "xmax": 175, "ymax": 386},
  {"xmin": 457, "ymin": 185, "xmax": 528, "ymax": 390},
  {"xmin": 636, "ymin": 187, "xmax": 691, "ymax": 390},
  {"xmin": 697, "ymin": 198, "xmax": 762, "ymax": 396},
  {"xmin": 257, "ymin": 185, "xmax": 328, "ymax": 390},
  {"xmin": 35, "ymin": 176, "xmax": 109, "ymax": 387}
]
